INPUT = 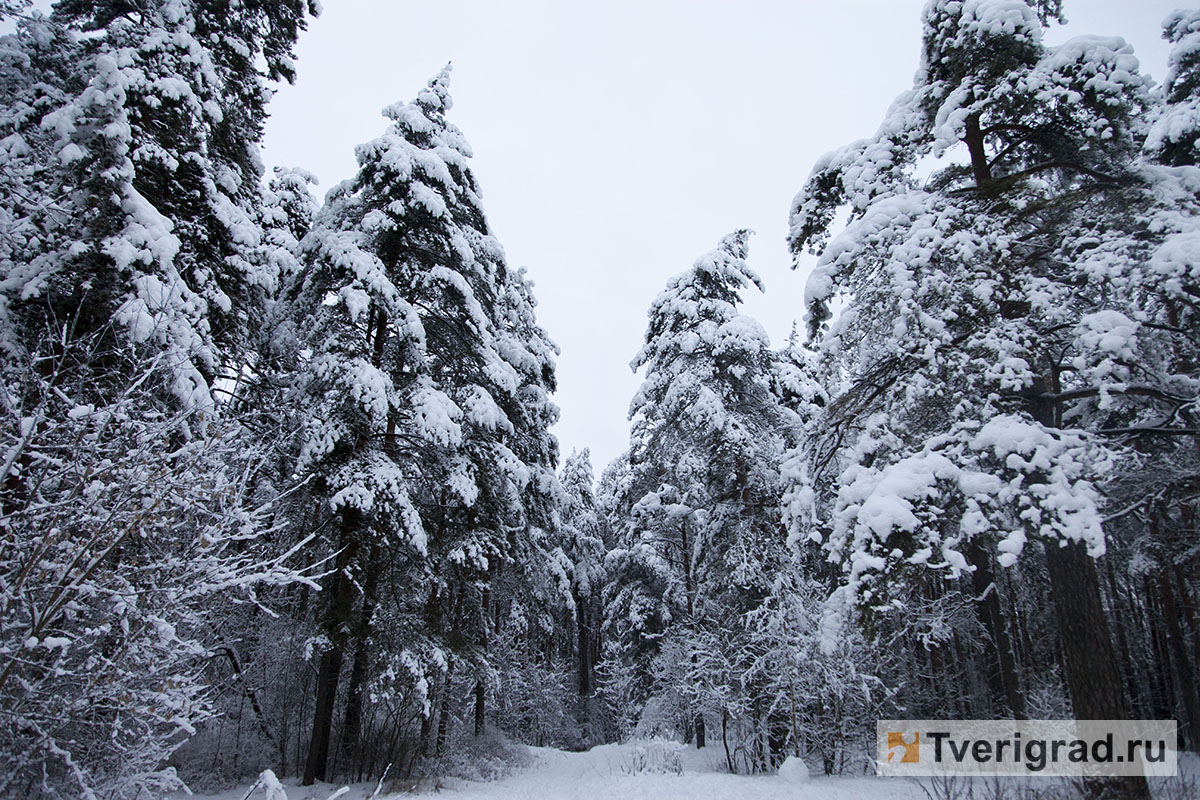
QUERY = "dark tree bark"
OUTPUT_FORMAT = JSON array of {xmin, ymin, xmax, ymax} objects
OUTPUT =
[
  {"xmin": 338, "ymin": 544, "xmax": 381, "ymax": 779},
  {"xmin": 1158, "ymin": 569, "xmax": 1200, "ymax": 753},
  {"xmin": 304, "ymin": 647, "xmax": 344, "ymax": 783},
  {"xmin": 576, "ymin": 589, "xmax": 592, "ymax": 697},
  {"xmin": 474, "ymin": 679, "xmax": 486, "ymax": 737},
  {"xmin": 1045, "ymin": 541, "xmax": 1128, "ymax": 719},
  {"xmin": 1174, "ymin": 565, "xmax": 1200, "ymax": 678},
  {"xmin": 721, "ymin": 707, "xmax": 734, "ymax": 773},
  {"xmin": 964, "ymin": 113, "xmax": 993, "ymax": 188},
  {"xmin": 1045, "ymin": 540, "xmax": 1149, "ymax": 800},
  {"xmin": 1103, "ymin": 556, "xmax": 1145, "ymax": 716},
  {"xmin": 302, "ymin": 519, "xmax": 360, "ymax": 785},
  {"xmin": 436, "ymin": 660, "xmax": 453, "ymax": 756},
  {"xmin": 1026, "ymin": 370, "xmax": 1149, "ymax": 799},
  {"xmin": 1144, "ymin": 575, "xmax": 1176, "ymax": 720},
  {"xmin": 967, "ymin": 540, "xmax": 1027, "ymax": 718}
]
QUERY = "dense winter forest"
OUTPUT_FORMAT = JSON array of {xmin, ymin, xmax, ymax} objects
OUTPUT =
[{"xmin": 1, "ymin": 0, "xmax": 1199, "ymax": 798}]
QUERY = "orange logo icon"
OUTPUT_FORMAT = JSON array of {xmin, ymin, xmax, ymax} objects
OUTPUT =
[{"xmin": 888, "ymin": 731, "xmax": 920, "ymax": 763}]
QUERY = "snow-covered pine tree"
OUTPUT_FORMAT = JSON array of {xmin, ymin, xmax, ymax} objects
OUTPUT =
[
  {"xmin": 785, "ymin": 0, "xmax": 1200, "ymax": 788},
  {"xmin": 485, "ymin": 262, "xmax": 578, "ymax": 744},
  {"xmin": 539, "ymin": 447, "xmax": 610, "ymax": 744},
  {"xmin": 284, "ymin": 77, "xmax": 452, "ymax": 786},
  {"xmin": 593, "ymin": 450, "xmax": 651, "ymax": 735},
  {"xmin": 260, "ymin": 167, "xmax": 320, "ymax": 290},
  {"xmin": 1147, "ymin": 10, "xmax": 1200, "ymax": 168},
  {"xmin": 377, "ymin": 68, "xmax": 562, "ymax": 750},
  {"xmin": 1117, "ymin": 10, "xmax": 1200, "ymax": 750},
  {"xmin": 0, "ymin": 1, "xmax": 29, "ymax": 19},
  {"xmin": 1, "ymin": 0, "xmax": 317, "ymax": 407},
  {"xmin": 603, "ymin": 231, "xmax": 792, "ymax": 757},
  {"xmin": 743, "ymin": 330, "xmax": 892, "ymax": 773},
  {"xmin": 557, "ymin": 448, "xmax": 606, "ymax": 702},
  {"xmin": 287, "ymin": 66, "xmax": 563, "ymax": 782},
  {"xmin": 0, "ymin": 4, "xmax": 319, "ymax": 796}
]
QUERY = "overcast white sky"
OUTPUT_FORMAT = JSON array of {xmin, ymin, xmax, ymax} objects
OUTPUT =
[{"xmin": 262, "ymin": 1, "xmax": 1182, "ymax": 476}]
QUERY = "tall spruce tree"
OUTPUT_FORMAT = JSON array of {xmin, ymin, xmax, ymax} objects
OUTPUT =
[
  {"xmin": 603, "ymin": 231, "xmax": 792, "ymax": 754},
  {"xmin": 288, "ymin": 66, "xmax": 562, "ymax": 782},
  {"xmin": 557, "ymin": 448, "xmax": 606, "ymax": 704}
]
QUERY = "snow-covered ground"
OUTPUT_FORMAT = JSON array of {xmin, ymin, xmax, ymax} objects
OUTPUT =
[
  {"xmin": 173, "ymin": 741, "xmax": 1200, "ymax": 800},
  {"xmin": 171, "ymin": 741, "xmax": 918, "ymax": 800}
]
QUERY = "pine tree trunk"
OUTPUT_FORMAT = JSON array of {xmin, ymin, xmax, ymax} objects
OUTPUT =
[
  {"xmin": 1046, "ymin": 556, "xmax": 1098, "ymax": 675},
  {"xmin": 1158, "ymin": 570, "xmax": 1200, "ymax": 753},
  {"xmin": 1044, "ymin": 540, "xmax": 1149, "ymax": 800},
  {"xmin": 301, "ymin": 520, "xmax": 359, "ymax": 785},
  {"xmin": 1144, "ymin": 575, "xmax": 1176, "ymax": 719},
  {"xmin": 722, "ymin": 707, "xmax": 734, "ymax": 773},
  {"xmin": 338, "ymin": 544, "xmax": 381, "ymax": 779},
  {"xmin": 964, "ymin": 113, "xmax": 993, "ymax": 188},
  {"xmin": 474, "ymin": 679, "xmax": 486, "ymax": 737},
  {"xmin": 419, "ymin": 702, "xmax": 433, "ymax": 758},
  {"xmin": 789, "ymin": 668, "xmax": 800, "ymax": 758},
  {"xmin": 1174, "ymin": 565, "xmax": 1200, "ymax": 679},
  {"xmin": 474, "ymin": 578, "xmax": 489, "ymax": 737},
  {"xmin": 576, "ymin": 589, "xmax": 591, "ymax": 697},
  {"xmin": 950, "ymin": 632, "xmax": 973, "ymax": 718},
  {"xmin": 967, "ymin": 540, "xmax": 1026, "ymax": 718},
  {"xmin": 1027, "ymin": 372, "xmax": 1149, "ymax": 799},
  {"xmin": 306, "ymin": 654, "xmax": 343, "ymax": 783},
  {"xmin": 436, "ymin": 661, "xmax": 454, "ymax": 756},
  {"xmin": 1104, "ymin": 556, "xmax": 1144, "ymax": 716}
]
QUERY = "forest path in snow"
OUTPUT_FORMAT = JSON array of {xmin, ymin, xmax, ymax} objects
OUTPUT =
[
  {"xmin": 425, "ymin": 745, "xmax": 917, "ymax": 800},
  {"xmin": 243, "ymin": 742, "xmax": 926, "ymax": 800},
  {"xmin": 184, "ymin": 743, "xmax": 1200, "ymax": 800}
]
